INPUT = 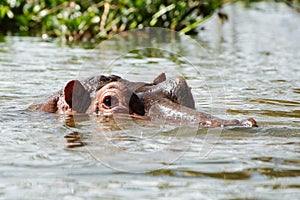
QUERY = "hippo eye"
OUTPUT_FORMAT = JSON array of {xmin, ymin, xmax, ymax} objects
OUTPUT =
[
  {"xmin": 103, "ymin": 96, "xmax": 118, "ymax": 108},
  {"xmin": 103, "ymin": 96, "xmax": 111, "ymax": 107}
]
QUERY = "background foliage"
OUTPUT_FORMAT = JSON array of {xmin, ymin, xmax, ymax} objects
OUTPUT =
[
  {"xmin": 0, "ymin": 0, "xmax": 225, "ymax": 42},
  {"xmin": 0, "ymin": 0, "xmax": 299, "ymax": 42}
]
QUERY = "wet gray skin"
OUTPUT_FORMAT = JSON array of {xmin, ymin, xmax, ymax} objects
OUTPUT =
[{"xmin": 29, "ymin": 73, "xmax": 257, "ymax": 127}]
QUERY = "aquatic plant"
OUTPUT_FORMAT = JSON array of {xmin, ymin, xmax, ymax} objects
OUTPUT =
[
  {"xmin": 0, "ymin": 0, "xmax": 224, "ymax": 42},
  {"xmin": 1, "ymin": 0, "xmax": 298, "ymax": 42}
]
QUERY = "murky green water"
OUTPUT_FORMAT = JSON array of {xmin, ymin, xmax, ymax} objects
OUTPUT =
[{"xmin": 0, "ymin": 2, "xmax": 299, "ymax": 199}]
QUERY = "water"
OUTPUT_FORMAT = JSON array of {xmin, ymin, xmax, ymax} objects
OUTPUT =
[{"xmin": 0, "ymin": 2, "xmax": 299, "ymax": 199}]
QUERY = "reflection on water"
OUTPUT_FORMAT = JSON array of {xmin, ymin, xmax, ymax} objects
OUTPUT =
[{"xmin": 0, "ymin": 1, "xmax": 299, "ymax": 199}]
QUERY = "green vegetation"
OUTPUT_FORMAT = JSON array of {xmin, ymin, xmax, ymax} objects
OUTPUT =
[
  {"xmin": 1, "ymin": 0, "xmax": 299, "ymax": 42},
  {"xmin": 0, "ymin": 0, "xmax": 224, "ymax": 42}
]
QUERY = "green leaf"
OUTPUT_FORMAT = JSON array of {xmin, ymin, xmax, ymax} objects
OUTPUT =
[
  {"xmin": 0, "ymin": 6, "xmax": 9, "ymax": 19},
  {"xmin": 179, "ymin": 14, "xmax": 213, "ymax": 34},
  {"xmin": 150, "ymin": 4, "xmax": 175, "ymax": 26}
]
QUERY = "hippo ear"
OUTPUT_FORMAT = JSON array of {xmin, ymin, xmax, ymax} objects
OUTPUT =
[
  {"xmin": 64, "ymin": 80, "xmax": 91, "ymax": 113},
  {"xmin": 153, "ymin": 72, "xmax": 166, "ymax": 84},
  {"xmin": 129, "ymin": 93, "xmax": 145, "ymax": 116}
]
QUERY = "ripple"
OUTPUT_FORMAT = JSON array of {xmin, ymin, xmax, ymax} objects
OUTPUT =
[
  {"xmin": 148, "ymin": 169, "xmax": 252, "ymax": 180},
  {"xmin": 247, "ymin": 168, "xmax": 300, "ymax": 178},
  {"xmin": 227, "ymin": 109, "xmax": 300, "ymax": 118},
  {"xmin": 293, "ymin": 88, "xmax": 300, "ymax": 94},
  {"xmin": 250, "ymin": 98, "xmax": 300, "ymax": 107}
]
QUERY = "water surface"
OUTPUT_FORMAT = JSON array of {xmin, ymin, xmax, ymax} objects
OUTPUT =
[{"xmin": 0, "ymin": 2, "xmax": 299, "ymax": 199}]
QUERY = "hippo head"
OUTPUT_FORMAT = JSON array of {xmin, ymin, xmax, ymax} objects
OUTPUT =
[
  {"xmin": 88, "ymin": 82, "xmax": 145, "ymax": 116},
  {"xmin": 58, "ymin": 79, "xmax": 145, "ymax": 117}
]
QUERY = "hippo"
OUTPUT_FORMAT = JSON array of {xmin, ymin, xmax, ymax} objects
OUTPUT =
[{"xmin": 29, "ymin": 73, "xmax": 257, "ymax": 127}]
